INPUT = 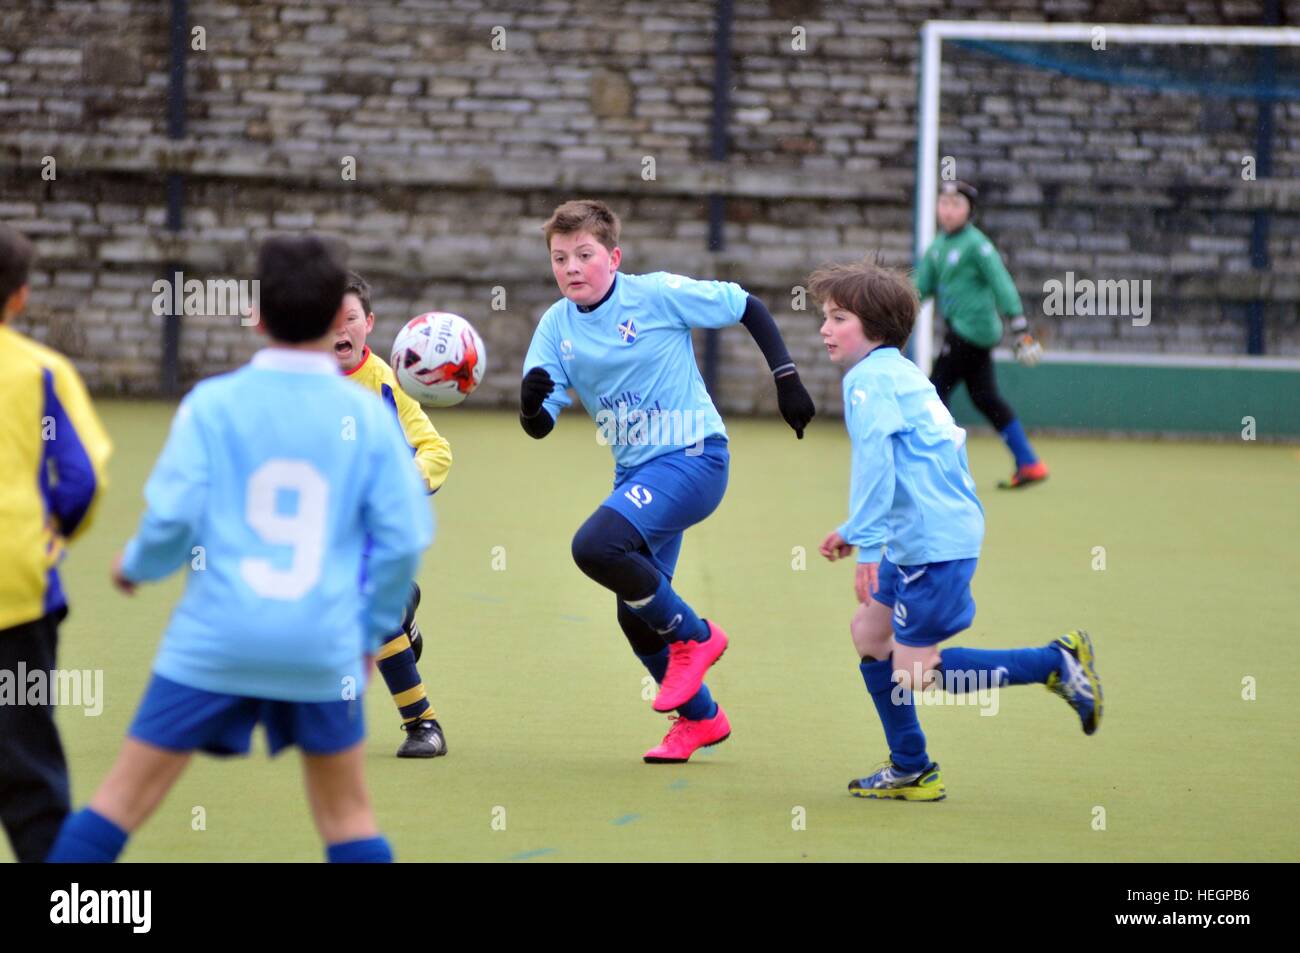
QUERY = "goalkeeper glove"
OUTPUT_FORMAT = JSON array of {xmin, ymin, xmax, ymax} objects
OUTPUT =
[
  {"xmin": 775, "ymin": 368, "xmax": 816, "ymax": 439},
  {"xmin": 1009, "ymin": 317, "xmax": 1043, "ymax": 367}
]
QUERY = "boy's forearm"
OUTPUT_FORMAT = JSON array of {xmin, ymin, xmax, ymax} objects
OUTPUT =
[
  {"xmin": 48, "ymin": 479, "xmax": 100, "ymax": 539},
  {"xmin": 839, "ymin": 509, "xmax": 889, "ymax": 559},
  {"xmin": 913, "ymin": 254, "xmax": 935, "ymax": 299},
  {"xmin": 45, "ymin": 379, "xmax": 111, "ymax": 539},
  {"xmin": 415, "ymin": 443, "xmax": 452, "ymax": 493},
  {"xmin": 119, "ymin": 512, "xmax": 197, "ymax": 582},
  {"xmin": 396, "ymin": 390, "xmax": 453, "ymax": 491},
  {"xmin": 739, "ymin": 295, "xmax": 795, "ymax": 375}
]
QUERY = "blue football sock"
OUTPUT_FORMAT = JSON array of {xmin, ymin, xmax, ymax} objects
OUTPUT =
[
  {"xmin": 860, "ymin": 657, "xmax": 929, "ymax": 773},
  {"xmin": 939, "ymin": 645, "xmax": 1060, "ymax": 689},
  {"xmin": 326, "ymin": 836, "xmax": 393, "ymax": 863},
  {"xmin": 45, "ymin": 807, "xmax": 128, "ymax": 863},
  {"xmin": 623, "ymin": 575, "xmax": 707, "ymax": 642},
  {"xmin": 998, "ymin": 419, "xmax": 1038, "ymax": 468},
  {"xmin": 637, "ymin": 647, "xmax": 717, "ymax": 720}
]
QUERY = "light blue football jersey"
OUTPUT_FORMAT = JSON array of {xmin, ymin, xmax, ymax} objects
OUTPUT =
[
  {"xmin": 120, "ymin": 349, "xmax": 433, "ymax": 702},
  {"xmin": 522, "ymin": 272, "xmax": 749, "ymax": 469},
  {"xmin": 838, "ymin": 346, "xmax": 984, "ymax": 566}
]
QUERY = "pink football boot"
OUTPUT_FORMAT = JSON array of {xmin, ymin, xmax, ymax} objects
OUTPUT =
[
  {"xmin": 652, "ymin": 620, "xmax": 729, "ymax": 712},
  {"xmin": 643, "ymin": 706, "xmax": 732, "ymax": 763}
]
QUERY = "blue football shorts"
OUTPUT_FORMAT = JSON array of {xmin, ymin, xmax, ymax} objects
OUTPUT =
[
  {"xmin": 129, "ymin": 673, "xmax": 365, "ymax": 757},
  {"xmin": 869, "ymin": 555, "xmax": 978, "ymax": 647},
  {"xmin": 601, "ymin": 437, "xmax": 729, "ymax": 578}
]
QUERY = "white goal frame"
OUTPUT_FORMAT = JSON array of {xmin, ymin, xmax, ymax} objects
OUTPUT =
[{"xmin": 913, "ymin": 21, "xmax": 1300, "ymax": 374}]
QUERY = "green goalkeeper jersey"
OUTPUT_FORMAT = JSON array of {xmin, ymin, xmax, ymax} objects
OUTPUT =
[{"xmin": 914, "ymin": 223, "xmax": 1024, "ymax": 350}]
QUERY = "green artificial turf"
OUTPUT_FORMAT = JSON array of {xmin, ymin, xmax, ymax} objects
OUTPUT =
[{"xmin": 5, "ymin": 401, "xmax": 1297, "ymax": 862}]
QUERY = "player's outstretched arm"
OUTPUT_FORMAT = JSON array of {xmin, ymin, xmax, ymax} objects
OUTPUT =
[
  {"xmin": 739, "ymin": 295, "xmax": 816, "ymax": 438},
  {"xmin": 391, "ymin": 383, "xmax": 453, "ymax": 492},
  {"xmin": 118, "ymin": 398, "xmax": 208, "ymax": 587},
  {"xmin": 519, "ymin": 366, "xmax": 556, "ymax": 439},
  {"xmin": 975, "ymin": 242, "xmax": 1040, "ymax": 366}
]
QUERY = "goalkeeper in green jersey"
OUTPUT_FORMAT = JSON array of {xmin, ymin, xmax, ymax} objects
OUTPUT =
[{"xmin": 914, "ymin": 181, "xmax": 1048, "ymax": 489}]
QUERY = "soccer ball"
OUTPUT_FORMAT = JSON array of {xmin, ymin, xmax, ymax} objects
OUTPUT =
[{"xmin": 390, "ymin": 312, "xmax": 486, "ymax": 407}]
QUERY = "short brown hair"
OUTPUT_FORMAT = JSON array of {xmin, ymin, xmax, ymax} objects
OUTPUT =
[
  {"xmin": 806, "ymin": 258, "xmax": 918, "ymax": 349},
  {"xmin": 344, "ymin": 270, "xmax": 372, "ymax": 318},
  {"xmin": 542, "ymin": 199, "xmax": 620, "ymax": 250},
  {"xmin": 0, "ymin": 223, "xmax": 35, "ymax": 309}
]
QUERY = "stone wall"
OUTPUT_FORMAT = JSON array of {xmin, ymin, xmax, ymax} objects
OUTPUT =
[{"xmin": 2, "ymin": 0, "xmax": 1296, "ymax": 416}]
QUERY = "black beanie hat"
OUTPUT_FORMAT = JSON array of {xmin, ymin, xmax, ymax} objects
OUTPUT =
[{"xmin": 939, "ymin": 180, "xmax": 978, "ymax": 211}]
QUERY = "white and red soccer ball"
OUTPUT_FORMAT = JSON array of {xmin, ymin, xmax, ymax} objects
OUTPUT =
[{"xmin": 390, "ymin": 311, "xmax": 486, "ymax": 408}]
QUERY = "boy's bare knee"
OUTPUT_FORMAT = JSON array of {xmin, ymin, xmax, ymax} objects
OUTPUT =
[
  {"xmin": 850, "ymin": 602, "xmax": 893, "ymax": 660},
  {"xmin": 850, "ymin": 625, "xmax": 889, "ymax": 660}
]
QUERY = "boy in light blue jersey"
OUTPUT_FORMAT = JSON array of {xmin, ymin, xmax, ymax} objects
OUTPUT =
[
  {"xmin": 47, "ymin": 236, "xmax": 433, "ymax": 862},
  {"xmin": 811, "ymin": 259, "xmax": 1101, "ymax": 801},
  {"xmin": 520, "ymin": 199, "xmax": 816, "ymax": 763}
]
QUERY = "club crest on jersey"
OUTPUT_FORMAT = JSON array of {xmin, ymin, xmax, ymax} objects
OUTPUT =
[{"xmin": 617, "ymin": 319, "xmax": 637, "ymax": 344}]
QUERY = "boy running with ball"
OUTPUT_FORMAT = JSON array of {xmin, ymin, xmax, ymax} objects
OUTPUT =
[
  {"xmin": 334, "ymin": 271, "xmax": 452, "ymax": 758},
  {"xmin": 520, "ymin": 199, "xmax": 815, "ymax": 763},
  {"xmin": 47, "ymin": 236, "xmax": 432, "ymax": 862},
  {"xmin": 812, "ymin": 259, "xmax": 1100, "ymax": 801}
]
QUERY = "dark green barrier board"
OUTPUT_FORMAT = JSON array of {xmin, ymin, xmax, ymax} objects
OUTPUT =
[{"xmin": 947, "ymin": 357, "xmax": 1300, "ymax": 439}]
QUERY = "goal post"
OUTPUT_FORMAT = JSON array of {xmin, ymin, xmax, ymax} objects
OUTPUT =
[{"xmin": 912, "ymin": 21, "xmax": 1300, "ymax": 376}]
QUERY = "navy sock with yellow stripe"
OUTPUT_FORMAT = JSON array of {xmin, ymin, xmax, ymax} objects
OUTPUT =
[{"xmin": 375, "ymin": 631, "xmax": 434, "ymax": 724}]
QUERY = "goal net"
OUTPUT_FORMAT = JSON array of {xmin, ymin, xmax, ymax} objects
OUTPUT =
[{"xmin": 912, "ymin": 22, "xmax": 1300, "ymax": 375}]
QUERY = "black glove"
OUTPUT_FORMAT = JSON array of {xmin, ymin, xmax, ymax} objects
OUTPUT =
[
  {"xmin": 520, "ymin": 366, "xmax": 555, "ymax": 418},
  {"xmin": 775, "ymin": 370, "xmax": 816, "ymax": 439}
]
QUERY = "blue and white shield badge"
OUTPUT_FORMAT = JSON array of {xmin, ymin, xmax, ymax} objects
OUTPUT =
[{"xmin": 618, "ymin": 319, "xmax": 637, "ymax": 344}]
